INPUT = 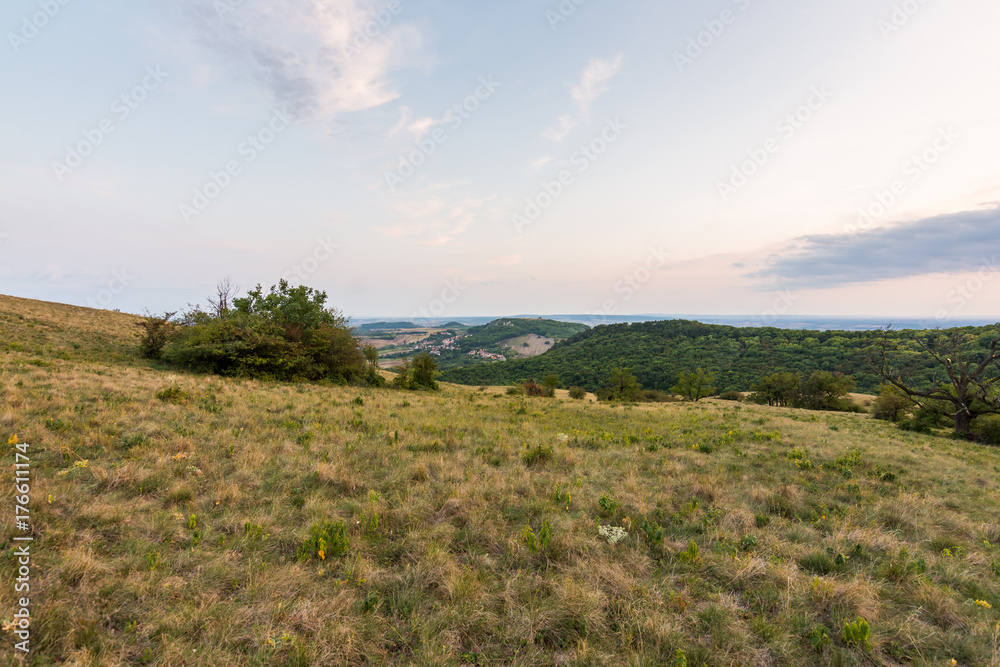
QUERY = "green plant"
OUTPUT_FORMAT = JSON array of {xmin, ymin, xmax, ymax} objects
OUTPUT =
[
  {"xmin": 841, "ymin": 616, "xmax": 872, "ymax": 650},
  {"xmin": 136, "ymin": 311, "xmax": 176, "ymax": 360},
  {"xmin": 809, "ymin": 625, "xmax": 830, "ymax": 652},
  {"xmin": 521, "ymin": 444, "xmax": 554, "ymax": 466},
  {"xmin": 297, "ymin": 520, "xmax": 349, "ymax": 561},
  {"xmin": 640, "ymin": 518, "xmax": 664, "ymax": 548},
  {"xmin": 671, "ymin": 368, "xmax": 716, "ymax": 402},
  {"xmin": 155, "ymin": 386, "xmax": 189, "ymax": 404},
  {"xmin": 568, "ymin": 386, "xmax": 587, "ymax": 399},
  {"xmin": 678, "ymin": 540, "xmax": 700, "ymax": 563},
  {"xmin": 598, "ymin": 494, "xmax": 619, "ymax": 513},
  {"xmin": 973, "ymin": 414, "xmax": 1000, "ymax": 445},
  {"xmin": 718, "ymin": 390, "xmax": 743, "ymax": 402}
]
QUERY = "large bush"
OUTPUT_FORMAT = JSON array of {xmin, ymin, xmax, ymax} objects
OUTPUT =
[
  {"xmin": 871, "ymin": 385, "xmax": 912, "ymax": 422},
  {"xmin": 972, "ymin": 414, "xmax": 1000, "ymax": 445},
  {"xmin": 162, "ymin": 281, "xmax": 366, "ymax": 382}
]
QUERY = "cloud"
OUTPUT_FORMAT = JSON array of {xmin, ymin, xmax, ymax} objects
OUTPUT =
[
  {"xmin": 526, "ymin": 155, "xmax": 554, "ymax": 174},
  {"xmin": 542, "ymin": 55, "xmax": 622, "ymax": 142},
  {"xmin": 749, "ymin": 207, "xmax": 1000, "ymax": 288},
  {"xmin": 571, "ymin": 55, "xmax": 623, "ymax": 115},
  {"xmin": 184, "ymin": 0, "xmax": 421, "ymax": 121},
  {"xmin": 541, "ymin": 115, "xmax": 576, "ymax": 142}
]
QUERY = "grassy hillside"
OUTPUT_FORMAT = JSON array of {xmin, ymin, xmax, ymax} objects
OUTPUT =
[
  {"xmin": 2, "ymin": 296, "xmax": 1000, "ymax": 665},
  {"xmin": 439, "ymin": 319, "xmax": 1000, "ymax": 394}
]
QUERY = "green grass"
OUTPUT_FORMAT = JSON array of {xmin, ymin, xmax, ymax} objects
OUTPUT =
[{"xmin": 1, "ymin": 295, "xmax": 1000, "ymax": 665}]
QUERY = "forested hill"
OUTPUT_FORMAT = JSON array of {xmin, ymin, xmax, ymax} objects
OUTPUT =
[{"xmin": 439, "ymin": 319, "xmax": 1000, "ymax": 394}]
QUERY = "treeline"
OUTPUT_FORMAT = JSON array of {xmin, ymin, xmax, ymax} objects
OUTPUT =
[{"xmin": 439, "ymin": 319, "xmax": 1000, "ymax": 395}]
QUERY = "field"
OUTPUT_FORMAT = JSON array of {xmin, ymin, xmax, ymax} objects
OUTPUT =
[
  {"xmin": 497, "ymin": 336, "xmax": 556, "ymax": 359},
  {"xmin": 1, "ymin": 295, "xmax": 1000, "ymax": 665}
]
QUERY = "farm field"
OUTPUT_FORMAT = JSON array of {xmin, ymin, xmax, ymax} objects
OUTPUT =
[{"xmin": 1, "ymin": 295, "xmax": 999, "ymax": 665}]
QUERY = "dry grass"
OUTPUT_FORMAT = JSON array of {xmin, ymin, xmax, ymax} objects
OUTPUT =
[{"xmin": 1, "ymin": 296, "xmax": 999, "ymax": 665}]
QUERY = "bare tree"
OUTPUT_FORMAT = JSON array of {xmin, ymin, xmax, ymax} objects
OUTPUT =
[
  {"xmin": 207, "ymin": 276, "xmax": 240, "ymax": 318},
  {"xmin": 867, "ymin": 327, "xmax": 1000, "ymax": 437}
]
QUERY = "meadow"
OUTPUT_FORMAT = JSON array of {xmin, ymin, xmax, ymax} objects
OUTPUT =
[{"xmin": 1, "ymin": 295, "xmax": 999, "ymax": 666}]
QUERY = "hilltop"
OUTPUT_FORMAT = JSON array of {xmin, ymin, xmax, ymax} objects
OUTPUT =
[{"xmin": 1, "ymin": 294, "xmax": 999, "ymax": 666}]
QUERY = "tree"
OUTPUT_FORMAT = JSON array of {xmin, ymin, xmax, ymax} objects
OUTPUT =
[
  {"xmin": 868, "ymin": 328, "xmax": 1000, "ymax": 437},
  {"xmin": 750, "ymin": 372, "xmax": 800, "ymax": 407},
  {"xmin": 604, "ymin": 365, "xmax": 641, "ymax": 402},
  {"xmin": 207, "ymin": 276, "xmax": 240, "ymax": 319},
  {"xmin": 136, "ymin": 310, "xmax": 176, "ymax": 360},
  {"xmin": 411, "ymin": 352, "xmax": 439, "ymax": 390},
  {"xmin": 799, "ymin": 371, "xmax": 855, "ymax": 410},
  {"xmin": 671, "ymin": 369, "xmax": 716, "ymax": 402}
]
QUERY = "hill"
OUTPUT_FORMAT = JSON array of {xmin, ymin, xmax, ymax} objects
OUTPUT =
[
  {"xmin": 439, "ymin": 318, "xmax": 1000, "ymax": 393},
  {"xmin": 1, "ymin": 295, "xmax": 999, "ymax": 665},
  {"xmin": 357, "ymin": 321, "xmax": 419, "ymax": 331}
]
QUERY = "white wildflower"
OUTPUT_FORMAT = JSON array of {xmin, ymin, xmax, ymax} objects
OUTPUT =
[{"xmin": 599, "ymin": 525, "xmax": 628, "ymax": 545}]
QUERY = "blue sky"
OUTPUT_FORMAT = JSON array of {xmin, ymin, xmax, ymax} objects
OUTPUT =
[{"xmin": 2, "ymin": 0, "xmax": 999, "ymax": 323}]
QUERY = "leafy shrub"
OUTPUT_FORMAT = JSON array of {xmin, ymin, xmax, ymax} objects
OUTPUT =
[
  {"xmin": 718, "ymin": 390, "xmax": 743, "ymax": 402},
  {"xmin": 155, "ymin": 386, "xmax": 189, "ymax": 404},
  {"xmin": 972, "ymin": 414, "xmax": 1000, "ymax": 445},
  {"xmin": 136, "ymin": 311, "xmax": 175, "ymax": 360},
  {"xmin": 871, "ymin": 385, "xmax": 912, "ymax": 422},
  {"xmin": 521, "ymin": 444, "xmax": 554, "ymax": 466},
  {"xmin": 163, "ymin": 281, "xmax": 366, "ymax": 382},
  {"xmin": 391, "ymin": 353, "xmax": 439, "ymax": 391},
  {"xmin": 568, "ymin": 386, "xmax": 587, "ymax": 399},
  {"xmin": 671, "ymin": 369, "xmax": 715, "ymax": 402},
  {"xmin": 296, "ymin": 520, "xmax": 349, "ymax": 561},
  {"xmin": 899, "ymin": 407, "xmax": 946, "ymax": 434},
  {"xmin": 841, "ymin": 616, "xmax": 872, "ymax": 650}
]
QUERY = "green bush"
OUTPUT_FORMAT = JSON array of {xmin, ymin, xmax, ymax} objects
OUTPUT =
[
  {"xmin": 718, "ymin": 390, "xmax": 743, "ymax": 402},
  {"xmin": 568, "ymin": 386, "xmax": 587, "ymax": 400},
  {"xmin": 155, "ymin": 386, "xmax": 189, "ymax": 404},
  {"xmin": 871, "ymin": 385, "xmax": 912, "ymax": 422},
  {"xmin": 972, "ymin": 414, "xmax": 1000, "ymax": 445},
  {"xmin": 162, "ymin": 281, "xmax": 365, "ymax": 382},
  {"xmin": 136, "ymin": 311, "xmax": 175, "ymax": 360}
]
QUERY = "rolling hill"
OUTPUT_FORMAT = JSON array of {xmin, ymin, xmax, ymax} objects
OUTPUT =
[{"xmin": 439, "ymin": 318, "xmax": 1000, "ymax": 394}]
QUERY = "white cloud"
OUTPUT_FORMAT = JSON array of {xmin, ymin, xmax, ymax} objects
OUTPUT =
[
  {"xmin": 542, "ymin": 55, "xmax": 623, "ymax": 141},
  {"xmin": 526, "ymin": 155, "xmax": 554, "ymax": 174},
  {"xmin": 541, "ymin": 115, "xmax": 576, "ymax": 142},
  {"xmin": 571, "ymin": 55, "xmax": 623, "ymax": 115},
  {"xmin": 185, "ymin": 0, "xmax": 421, "ymax": 121}
]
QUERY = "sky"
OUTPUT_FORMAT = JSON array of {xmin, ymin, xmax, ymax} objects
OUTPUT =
[{"xmin": 2, "ymin": 0, "xmax": 999, "ymax": 324}]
